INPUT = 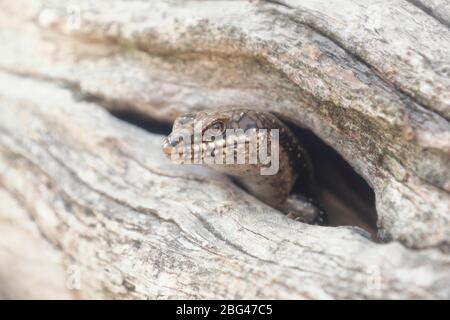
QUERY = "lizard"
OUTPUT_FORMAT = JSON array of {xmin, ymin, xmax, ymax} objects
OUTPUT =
[{"xmin": 162, "ymin": 108, "xmax": 326, "ymax": 225}]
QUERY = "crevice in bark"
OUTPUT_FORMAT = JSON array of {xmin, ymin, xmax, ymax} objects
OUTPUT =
[
  {"xmin": 263, "ymin": 0, "xmax": 293, "ymax": 9},
  {"xmin": 406, "ymin": 0, "xmax": 450, "ymax": 29},
  {"xmin": 283, "ymin": 12, "xmax": 449, "ymax": 121}
]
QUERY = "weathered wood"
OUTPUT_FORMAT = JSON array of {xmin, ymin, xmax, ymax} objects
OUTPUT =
[
  {"xmin": 407, "ymin": 0, "xmax": 450, "ymax": 27},
  {"xmin": 0, "ymin": 0, "xmax": 449, "ymax": 299},
  {"xmin": 1, "ymin": 72, "xmax": 449, "ymax": 299}
]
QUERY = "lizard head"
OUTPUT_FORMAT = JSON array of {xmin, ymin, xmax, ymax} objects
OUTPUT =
[{"xmin": 162, "ymin": 109, "xmax": 267, "ymax": 164}]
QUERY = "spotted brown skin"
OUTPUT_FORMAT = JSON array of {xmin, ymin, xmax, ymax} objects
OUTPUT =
[{"xmin": 162, "ymin": 109, "xmax": 325, "ymax": 224}]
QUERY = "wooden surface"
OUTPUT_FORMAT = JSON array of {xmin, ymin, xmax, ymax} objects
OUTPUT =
[{"xmin": 0, "ymin": 0, "xmax": 449, "ymax": 299}]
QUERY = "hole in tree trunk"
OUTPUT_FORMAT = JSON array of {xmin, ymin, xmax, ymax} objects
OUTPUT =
[{"xmin": 111, "ymin": 109, "xmax": 378, "ymax": 239}]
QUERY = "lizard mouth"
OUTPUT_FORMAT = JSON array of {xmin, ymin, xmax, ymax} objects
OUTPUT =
[
  {"xmin": 163, "ymin": 136, "xmax": 269, "ymax": 165},
  {"xmin": 162, "ymin": 136, "xmax": 222, "ymax": 161}
]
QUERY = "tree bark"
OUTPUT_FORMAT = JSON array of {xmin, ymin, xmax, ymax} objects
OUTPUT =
[{"xmin": 0, "ymin": 0, "xmax": 449, "ymax": 299}]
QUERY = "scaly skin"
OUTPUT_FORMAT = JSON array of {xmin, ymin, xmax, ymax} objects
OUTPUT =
[{"xmin": 162, "ymin": 109, "xmax": 325, "ymax": 224}]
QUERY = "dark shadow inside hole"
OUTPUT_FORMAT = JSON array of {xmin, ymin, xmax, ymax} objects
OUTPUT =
[
  {"xmin": 110, "ymin": 110, "xmax": 172, "ymax": 135},
  {"xmin": 110, "ymin": 109, "xmax": 378, "ymax": 238},
  {"xmin": 284, "ymin": 120, "xmax": 378, "ymax": 237}
]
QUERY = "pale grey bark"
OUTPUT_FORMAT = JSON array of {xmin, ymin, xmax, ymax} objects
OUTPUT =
[
  {"xmin": 407, "ymin": 0, "xmax": 450, "ymax": 27},
  {"xmin": 0, "ymin": 0, "xmax": 449, "ymax": 299}
]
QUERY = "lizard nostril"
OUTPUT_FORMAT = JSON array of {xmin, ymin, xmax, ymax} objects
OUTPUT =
[{"xmin": 162, "ymin": 138, "xmax": 174, "ymax": 156}]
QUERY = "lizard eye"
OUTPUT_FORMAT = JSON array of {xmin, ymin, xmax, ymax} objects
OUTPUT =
[{"xmin": 208, "ymin": 121, "xmax": 225, "ymax": 133}]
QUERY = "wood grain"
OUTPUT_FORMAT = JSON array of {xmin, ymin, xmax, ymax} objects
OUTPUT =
[{"xmin": 0, "ymin": 0, "xmax": 449, "ymax": 298}]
